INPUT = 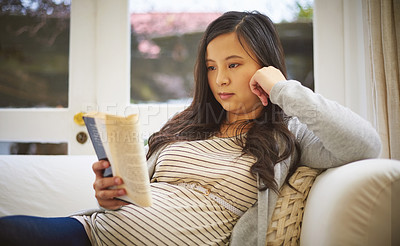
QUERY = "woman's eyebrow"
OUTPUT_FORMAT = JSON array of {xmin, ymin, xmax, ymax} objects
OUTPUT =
[
  {"xmin": 225, "ymin": 55, "xmax": 244, "ymax": 60},
  {"xmin": 206, "ymin": 55, "xmax": 244, "ymax": 63}
]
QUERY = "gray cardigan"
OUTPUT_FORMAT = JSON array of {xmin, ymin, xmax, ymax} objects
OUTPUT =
[{"xmin": 146, "ymin": 80, "xmax": 382, "ymax": 246}]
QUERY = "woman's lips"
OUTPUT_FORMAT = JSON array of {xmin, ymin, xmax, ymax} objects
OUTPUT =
[{"xmin": 218, "ymin": 92, "xmax": 234, "ymax": 100}]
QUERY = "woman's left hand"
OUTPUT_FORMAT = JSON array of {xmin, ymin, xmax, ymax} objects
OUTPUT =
[{"xmin": 249, "ymin": 66, "xmax": 287, "ymax": 106}]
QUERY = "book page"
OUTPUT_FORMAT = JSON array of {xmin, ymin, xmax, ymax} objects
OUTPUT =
[{"xmin": 105, "ymin": 114, "xmax": 152, "ymax": 207}]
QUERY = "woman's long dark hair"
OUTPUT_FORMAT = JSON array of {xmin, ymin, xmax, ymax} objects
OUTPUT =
[{"xmin": 147, "ymin": 11, "xmax": 300, "ymax": 193}]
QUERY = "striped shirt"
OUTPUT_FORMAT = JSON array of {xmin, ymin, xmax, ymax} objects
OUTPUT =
[{"xmin": 83, "ymin": 137, "xmax": 258, "ymax": 246}]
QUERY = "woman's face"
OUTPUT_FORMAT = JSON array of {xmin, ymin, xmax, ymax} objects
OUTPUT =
[{"xmin": 206, "ymin": 32, "xmax": 263, "ymax": 123}]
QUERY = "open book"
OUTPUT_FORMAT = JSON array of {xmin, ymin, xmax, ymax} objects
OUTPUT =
[{"xmin": 83, "ymin": 112, "xmax": 152, "ymax": 207}]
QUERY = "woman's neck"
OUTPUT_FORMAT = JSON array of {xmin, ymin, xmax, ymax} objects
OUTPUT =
[
  {"xmin": 216, "ymin": 105, "xmax": 262, "ymax": 137},
  {"xmin": 216, "ymin": 120, "xmax": 251, "ymax": 138}
]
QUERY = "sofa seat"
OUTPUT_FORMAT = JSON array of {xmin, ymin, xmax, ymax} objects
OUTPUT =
[{"xmin": 0, "ymin": 155, "xmax": 399, "ymax": 245}]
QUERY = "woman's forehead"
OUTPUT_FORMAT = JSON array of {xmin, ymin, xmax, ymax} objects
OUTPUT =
[{"xmin": 206, "ymin": 33, "xmax": 252, "ymax": 60}]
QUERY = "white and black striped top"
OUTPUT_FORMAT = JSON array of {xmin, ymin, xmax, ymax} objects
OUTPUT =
[{"xmin": 83, "ymin": 137, "xmax": 258, "ymax": 246}]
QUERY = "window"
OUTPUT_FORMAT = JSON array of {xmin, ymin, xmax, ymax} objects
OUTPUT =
[
  {"xmin": 0, "ymin": 0, "xmax": 317, "ymax": 155},
  {"xmin": 130, "ymin": 0, "xmax": 314, "ymax": 105},
  {"xmin": 0, "ymin": 0, "xmax": 70, "ymax": 155},
  {"xmin": 0, "ymin": 0, "xmax": 70, "ymax": 108},
  {"xmin": 0, "ymin": 0, "xmax": 129, "ymax": 155}
]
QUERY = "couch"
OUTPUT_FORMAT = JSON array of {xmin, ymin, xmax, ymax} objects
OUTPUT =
[{"xmin": 0, "ymin": 155, "xmax": 399, "ymax": 245}]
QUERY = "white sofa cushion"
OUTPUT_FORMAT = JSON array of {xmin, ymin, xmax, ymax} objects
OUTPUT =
[{"xmin": 0, "ymin": 155, "xmax": 98, "ymax": 217}]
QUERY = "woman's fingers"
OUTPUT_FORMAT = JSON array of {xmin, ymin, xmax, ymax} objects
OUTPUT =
[
  {"xmin": 93, "ymin": 176, "xmax": 121, "ymax": 190},
  {"xmin": 259, "ymin": 90, "xmax": 269, "ymax": 106},
  {"xmin": 92, "ymin": 160, "xmax": 109, "ymax": 179},
  {"xmin": 95, "ymin": 186, "xmax": 126, "ymax": 201},
  {"xmin": 93, "ymin": 178, "xmax": 128, "ymax": 209},
  {"xmin": 250, "ymin": 78, "xmax": 269, "ymax": 106},
  {"xmin": 250, "ymin": 66, "xmax": 286, "ymax": 94},
  {"xmin": 92, "ymin": 160, "xmax": 129, "ymax": 209}
]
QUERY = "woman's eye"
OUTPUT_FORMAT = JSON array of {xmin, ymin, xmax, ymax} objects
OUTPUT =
[
  {"xmin": 207, "ymin": 66, "xmax": 216, "ymax": 71},
  {"xmin": 229, "ymin": 63, "xmax": 239, "ymax": 68}
]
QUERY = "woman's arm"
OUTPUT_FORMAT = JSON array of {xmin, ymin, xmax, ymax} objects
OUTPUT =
[{"xmin": 250, "ymin": 66, "xmax": 382, "ymax": 168}]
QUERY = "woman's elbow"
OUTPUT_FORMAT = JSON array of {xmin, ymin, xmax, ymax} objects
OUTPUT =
[{"xmin": 360, "ymin": 130, "xmax": 382, "ymax": 159}]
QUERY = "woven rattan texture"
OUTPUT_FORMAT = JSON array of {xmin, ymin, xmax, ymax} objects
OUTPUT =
[{"xmin": 266, "ymin": 166, "xmax": 322, "ymax": 246}]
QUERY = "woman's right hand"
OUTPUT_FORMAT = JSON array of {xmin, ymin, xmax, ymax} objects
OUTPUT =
[
  {"xmin": 92, "ymin": 160, "xmax": 128, "ymax": 210},
  {"xmin": 249, "ymin": 66, "xmax": 287, "ymax": 106}
]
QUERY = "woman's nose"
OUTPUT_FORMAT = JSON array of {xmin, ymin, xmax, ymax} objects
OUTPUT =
[{"xmin": 216, "ymin": 70, "xmax": 230, "ymax": 86}]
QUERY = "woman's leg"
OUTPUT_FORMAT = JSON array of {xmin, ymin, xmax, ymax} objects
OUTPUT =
[{"xmin": 0, "ymin": 215, "xmax": 91, "ymax": 246}]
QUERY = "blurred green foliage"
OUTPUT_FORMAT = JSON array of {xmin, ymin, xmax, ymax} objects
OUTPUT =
[{"xmin": 296, "ymin": 1, "xmax": 313, "ymax": 21}]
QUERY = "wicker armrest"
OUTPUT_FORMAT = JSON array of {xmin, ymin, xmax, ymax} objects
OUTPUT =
[{"xmin": 266, "ymin": 166, "xmax": 321, "ymax": 246}]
